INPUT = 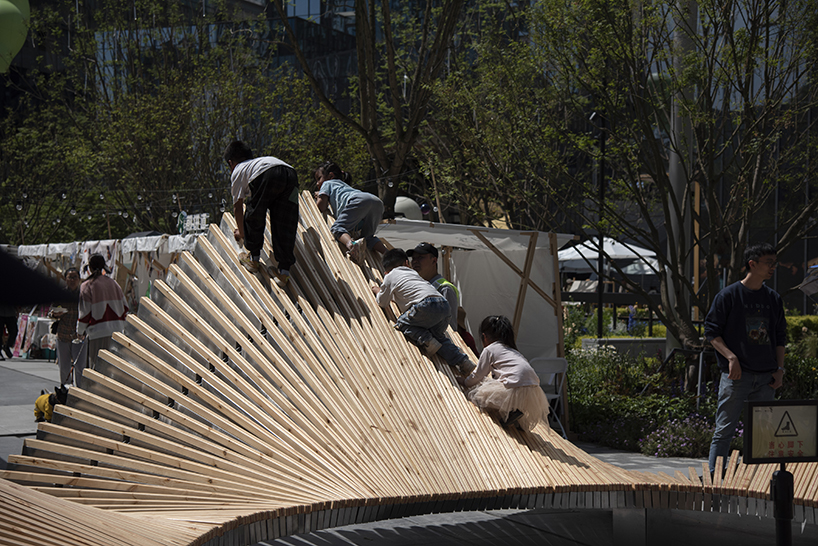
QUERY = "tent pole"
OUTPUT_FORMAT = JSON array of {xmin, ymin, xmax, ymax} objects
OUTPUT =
[
  {"xmin": 468, "ymin": 230, "xmax": 556, "ymax": 308},
  {"xmin": 511, "ymin": 232, "xmax": 538, "ymax": 336},
  {"xmin": 442, "ymin": 246, "xmax": 452, "ymax": 281},
  {"xmin": 550, "ymin": 232, "xmax": 571, "ymax": 436}
]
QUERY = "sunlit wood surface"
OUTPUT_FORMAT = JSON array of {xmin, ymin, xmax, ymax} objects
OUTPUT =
[{"xmin": 2, "ymin": 193, "xmax": 816, "ymax": 546}]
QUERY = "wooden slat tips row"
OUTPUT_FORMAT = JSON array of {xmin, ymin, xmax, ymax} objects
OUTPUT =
[{"xmin": 3, "ymin": 192, "xmax": 817, "ymax": 546}]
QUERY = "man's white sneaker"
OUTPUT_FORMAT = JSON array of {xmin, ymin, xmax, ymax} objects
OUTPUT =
[{"xmin": 270, "ymin": 267, "xmax": 290, "ymax": 288}]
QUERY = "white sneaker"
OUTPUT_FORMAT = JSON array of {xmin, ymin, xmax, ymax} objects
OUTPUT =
[
  {"xmin": 423, "ymin": 338, "xmax": 442, "ymax": 356},
  {"xmin": 348, "ymin": 238, "xmax": 367, "ymax": 266},
  {"xmin": 239, "ymin": 252, "xmax": 261, "ymax": 274},
  {"xmin": 269, "ymin": 267, "xmax": 290, "ymax": 288},
  {"xmin": 458, "ymin": 360, "xmax": 476, "ymax": 375}
]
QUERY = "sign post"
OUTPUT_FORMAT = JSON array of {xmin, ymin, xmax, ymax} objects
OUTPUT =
[{"xmin": 744, "ymin": 400, "xmax": 818, "ymax": 546}]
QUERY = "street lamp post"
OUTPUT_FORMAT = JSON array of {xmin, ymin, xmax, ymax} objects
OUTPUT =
[{"xmin": 591, "ymin": 111, "xmax": 606, "ymax": 339}]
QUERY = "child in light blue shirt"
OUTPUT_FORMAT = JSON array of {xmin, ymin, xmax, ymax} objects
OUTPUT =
[{"xmin": 314, "ymin": 161, "xmax": 387, "ymax": 265}]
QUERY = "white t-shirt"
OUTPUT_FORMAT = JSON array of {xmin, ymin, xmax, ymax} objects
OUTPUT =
[
  {"xmin": 377, "ymin": 266, "xmax": 441, "ymax": 313},
  {"xmin": 464, "ymin": 341, "xmax": 539, "ymax": 388},
  {"xmin": 230, "ymin": 156, "xmax": 291, "ymax": 204}
]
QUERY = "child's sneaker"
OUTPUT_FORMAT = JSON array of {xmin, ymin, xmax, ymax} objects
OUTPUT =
[
  {"xmin": 347, "ymin": 238, "xmax": 367, "ymax": 266},
  {"xmin": 239, "ymin": 252, "xmax": 261, "ymax": 274},
  {"xmin": 457, "ymin": 359, "xmax": 476, "ymax": 375},
  {"xmin": 422, "ymin": 338, "xmax": 442, "ymax": 356},
  {"xmin": 503, "ymin": 409, "xmax": 523, "ymax": 428}
]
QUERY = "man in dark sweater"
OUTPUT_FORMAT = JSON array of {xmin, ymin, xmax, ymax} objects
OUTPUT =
[{"xmin": 704, "ymin": 243, "xmax": 786, "ymax": 474}]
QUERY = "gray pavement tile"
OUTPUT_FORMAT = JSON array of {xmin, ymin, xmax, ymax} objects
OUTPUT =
[
  {"xmin": 0, "ymin": 435, "xmax": 29, "ymax": 470},
  {"xmin": 0, "ymin": 405, "xmax": 37, "ymax": 435},
  {"xmin": 0, "ymin": 359, "xmax": 61, "ymax": 382},
  {"xmin": 0, "ymin": 364, "xmax": 60, "ymax": 406},
  {"xmin": 574, "ymin": 441, "xmax": 707, "ymax": 477}
]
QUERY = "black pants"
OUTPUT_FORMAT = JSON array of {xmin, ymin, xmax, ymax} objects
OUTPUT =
[
  {"xmin": 1, "ymin": 314, "xmax": 17, "ymax": 351},
  {"xmin": 243, "ymin": 165, "xmax": 299, "ymax": 271}
]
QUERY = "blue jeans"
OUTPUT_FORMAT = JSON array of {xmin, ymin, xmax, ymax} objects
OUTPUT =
[
  {"xmin": 708, "ymin": 370, "xmax": 775, "ymax": 473},
  {"xmin": 331, "ymin": 193, "xmax": 384, "ymax": 250},
  {"xmin": 395, "ymin": 296, "xmax": 467, "ymax": 367}
]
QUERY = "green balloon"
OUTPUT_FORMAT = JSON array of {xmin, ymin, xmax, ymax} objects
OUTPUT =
[{"xmin": 0, "ymin": 0, "xmax": 30, "ymax": 73}]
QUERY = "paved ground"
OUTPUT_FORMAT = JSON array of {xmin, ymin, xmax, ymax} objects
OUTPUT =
[{"xmin": 2, "ymin": 357, "xmax": 816, "ymax": 545}]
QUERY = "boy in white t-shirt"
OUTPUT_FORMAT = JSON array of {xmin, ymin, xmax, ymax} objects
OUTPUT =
[
  {"xmin": 373, "ymin": 248, "xmax": 474, "ymax": 374},
  {"xmin": 224, "ymin": 140, "xmax": 299, "ymax": 287}
]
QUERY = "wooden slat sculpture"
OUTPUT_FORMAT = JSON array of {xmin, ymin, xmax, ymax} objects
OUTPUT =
[{"xmin": 2, "ymin": 192, "xmax": 817, "ymax": 545}]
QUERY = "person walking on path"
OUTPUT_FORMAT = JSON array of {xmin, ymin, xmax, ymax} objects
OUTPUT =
[
  {"xmin": 705, "ymin": 242, "xmax": 786, "ymax": 475},
  {"xmin": 77, "ymin": 255, "xmax": 128, "ymax": 388},
  {"xmin": 51, "ymin": 268, "xmax": 86, "ymax": 385},
  {"xmin": 314, "ymin": 161, "xmax": 387, "ymax": 265},
  {"xmin": 224, "ymin": 140, "xmax": 299, "ymax": 287}
]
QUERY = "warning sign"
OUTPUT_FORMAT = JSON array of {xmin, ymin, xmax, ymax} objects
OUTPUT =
[
  {"xmin": 774, "ymin": 411, "xmax": 798, "ymax": 437},
  {"xmin": 745, "ymin": 401, "xmax": 818, "ymax": 464}
]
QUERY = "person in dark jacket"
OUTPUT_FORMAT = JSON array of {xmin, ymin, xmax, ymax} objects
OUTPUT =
[{"xmin": 704, "ymin": 242, "xmax": 786, "ymax": 475}]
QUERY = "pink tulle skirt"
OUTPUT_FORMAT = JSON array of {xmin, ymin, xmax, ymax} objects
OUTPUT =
[{"xmin": 467, "ymin": 377, "xmax": 550, "ymax": 431}]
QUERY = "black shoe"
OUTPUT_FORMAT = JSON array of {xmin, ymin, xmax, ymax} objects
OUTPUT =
[
  {"xmin": 503, "ymin": 410, "xmax": 523, "ymax": 428},
  {"xmin": 2, "ymin": 346, "xmax": 11, "ymax": 359}
]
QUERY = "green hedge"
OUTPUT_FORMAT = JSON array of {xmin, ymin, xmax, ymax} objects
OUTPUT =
[{"xmin": 564, "ymin": 315, "xmax": 818, "ymax": 457}]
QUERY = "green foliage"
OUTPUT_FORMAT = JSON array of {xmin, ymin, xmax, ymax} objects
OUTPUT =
[
  {"xmin": 566, "ymin": 345, "xmax": 719, "ymax": 455},
  {"xmin": 566, "ymin": 343, "xmax": 818, "ymax": 457},
  {"xmin": 785, "ymin": 316, "xmax": 818, "ymax": 355},
  {"xmin": 562, "ymin": 304, "xmax": 588, "ymax": 349},
  {"xmin": 778, "ymin": 354, "xmax": 818, "ymax": 400},
  {"xmin": 420, "ymin": 3, "xmax": 561, "ymax": 228},
  {"xmin": 567, "ymin": 346, "xmax": 664, "ymax": 397},
  {"xmin": 1, "ymin": 0, "xmax": 369, "ymax": 245},
  {"xmin": 565, "ymin": 327, "xmax": 668, "ymax": 351},
  {"xmin": 639, "ymin": 414, "xmax": 742, "ymax": 458}
]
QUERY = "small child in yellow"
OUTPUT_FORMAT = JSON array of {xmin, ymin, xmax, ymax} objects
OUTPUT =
[{"xmin": 34, "ymin": 386, "xmax": 68, "ymax": 423}]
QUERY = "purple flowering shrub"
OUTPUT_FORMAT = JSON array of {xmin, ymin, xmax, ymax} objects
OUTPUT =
[
  {"xmin": 639, "ymin": 414, "xmax": 742, "ymax": 458},
  {"xmin": 568, "ymin": 346, "xmax": 726, "ymax": 457}
]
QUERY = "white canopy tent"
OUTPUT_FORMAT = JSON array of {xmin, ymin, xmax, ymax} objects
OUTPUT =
[
  {"xmin": 797, "ymin": 266, "xmax": 818, "ymax": 297},
  {"xmin": 622, "ymin": 256, "xmax": 661, "ymax": 276},
  {"xmin": 17, "ymin": 234, "xmax": 198, "ymax": 312},
  {"xmin": 557, "ymin": 237, "xmax": 656, "ymax": 274},
  {"xmin": 376, "ymin": 219, "xmax": 575, "ymax": 360}
]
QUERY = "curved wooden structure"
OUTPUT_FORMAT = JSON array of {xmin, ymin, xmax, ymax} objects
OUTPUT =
[{"xmin": 2, "ymin": 193, "xmax": 817, "ymax": 545}]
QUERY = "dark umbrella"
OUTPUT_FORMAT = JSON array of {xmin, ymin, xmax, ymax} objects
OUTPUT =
[{"xmin": 0, "ymin": 248, "xmax": 74, "ymax": 305}]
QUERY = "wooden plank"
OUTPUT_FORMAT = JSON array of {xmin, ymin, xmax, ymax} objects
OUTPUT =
[{"xmin": 2, "ymin": 197, "xmax": 816, "ymax": 546}]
